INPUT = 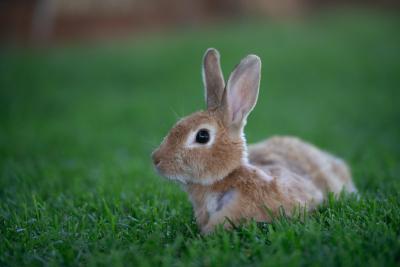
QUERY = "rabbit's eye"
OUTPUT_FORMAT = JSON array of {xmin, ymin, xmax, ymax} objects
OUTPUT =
[{"xmin": 195, "ymin": 129, "xmax": 210, "ymax": 144}]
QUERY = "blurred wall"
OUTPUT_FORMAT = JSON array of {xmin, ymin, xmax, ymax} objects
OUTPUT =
[{"xmin": 0, "ymin": 0, "xmax": 398, "ymax": 45}]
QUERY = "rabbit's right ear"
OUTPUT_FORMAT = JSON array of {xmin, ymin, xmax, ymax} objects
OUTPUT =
[
  {"xmin": 221, "ymin": 54, "xmax": 261, "ymax": 130},
  {"xmin": 203, "ymin": 48, "xmax": 225, "ymax": 110}
]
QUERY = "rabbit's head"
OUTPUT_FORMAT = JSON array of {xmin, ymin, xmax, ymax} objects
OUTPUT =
[{"xmin": 152, "ymin": 48, "xmax": 261, "ymax": 185}]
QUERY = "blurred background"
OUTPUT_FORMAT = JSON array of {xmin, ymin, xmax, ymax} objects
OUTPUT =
[{"xmin": 1, "ymin": 0, "xmax": 399, "ymax": 45}]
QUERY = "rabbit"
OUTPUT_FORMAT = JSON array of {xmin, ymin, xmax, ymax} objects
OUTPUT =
[{"xmin": 152, "ymin": 48, "xmax": 357, "ymax": 234}]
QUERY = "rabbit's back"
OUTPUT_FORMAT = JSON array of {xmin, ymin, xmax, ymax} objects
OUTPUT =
[{"xmin": 248, "ymin": 136, "xmax": 357, "ymax": 196}]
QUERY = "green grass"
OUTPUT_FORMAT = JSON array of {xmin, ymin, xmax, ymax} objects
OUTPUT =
[{"xmin": 1, "ymin": 10, "xmax": 400, "ymax": 267}]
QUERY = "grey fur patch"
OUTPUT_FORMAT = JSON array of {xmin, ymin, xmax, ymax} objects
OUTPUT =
[{"xmin": 216, "ymin": 190, "xmax": 235, "ymax": 212}]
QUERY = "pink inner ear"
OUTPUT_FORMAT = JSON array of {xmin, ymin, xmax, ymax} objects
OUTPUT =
[
  {"xmin": 231, "ymin": 99, "xmax": 241, "ymax": 122},
  {"xmin": 226, "ymin": 55, "xmax": 261, "ymax": 125},
  {"xmin": 230, "ymin": 84, "xmax": 248, "ymax": 122}
]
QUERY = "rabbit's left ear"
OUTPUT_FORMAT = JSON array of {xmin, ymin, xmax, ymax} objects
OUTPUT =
[
  {"xmin": 222, "ymin": 54, "xmax": 261, "ymax": 129},
  {"xmin": 203, "ymin": 48, "xmax": 225, "ymax": 110}
]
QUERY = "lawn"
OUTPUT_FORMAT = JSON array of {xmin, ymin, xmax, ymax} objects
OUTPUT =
[{"xmin": 1, "ymin": 10, "xmax": 400, "ymax": 267}]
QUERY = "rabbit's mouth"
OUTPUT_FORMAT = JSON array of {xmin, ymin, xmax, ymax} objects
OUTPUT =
[
  {"xmin": 152, "ymin": 160, "xmax": 165, "ymax": 175},
  {"xmin": 152, "ymin": 160, "xmax": 187, "ymax": 184},
  {"xmin": 152, "ymin": 149, "xmax": 168, "ymax": 174}
]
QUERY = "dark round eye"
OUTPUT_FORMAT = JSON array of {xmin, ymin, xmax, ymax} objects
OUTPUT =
[{"xmin": 195, "ymin": 129, "xmax": 210, "ymax": 144}]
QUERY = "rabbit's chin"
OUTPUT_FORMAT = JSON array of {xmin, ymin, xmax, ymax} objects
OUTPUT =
[
  {"xmin": 158, "ymin": 169, "xmax": 223, "ymax": 186},
  {"xmin": 167, "ymin": 175, "xmax": 188, "ymax": 184},
  {"xmin": 167, "ymin": 173, "xmax": 227, "ymax": 186},
  {"xmin": 154, "ymin": 162, "xmax": 228, "ymax": 185},
  {"xmin": 154, "ymin": 167, "xmax": 188, "ymax": 184}
]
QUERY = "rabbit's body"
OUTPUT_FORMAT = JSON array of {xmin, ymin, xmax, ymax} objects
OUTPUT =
[
  {"xmin": 152, "ymin": 49, "xmax": 357, "ymax": 233},
  {"xmin": 186, "ymin": 161, "xmax": 323, "ymax": 233},
  {"xmin": 185, "ymin": 136, "xmax": 355, "ymax": 233},
  {"xmin": 248, "ymin": 136, "xmax": 357, "ymax": 196}
]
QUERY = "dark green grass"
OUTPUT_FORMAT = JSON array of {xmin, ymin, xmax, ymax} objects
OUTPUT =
[{"xmin": 1, "ymin": 10, "xmax": 400, "ymax": 267}]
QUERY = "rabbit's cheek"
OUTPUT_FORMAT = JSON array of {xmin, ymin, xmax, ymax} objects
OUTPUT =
[{"xmin": 181, "ymin": 152, "xmax": 196, "ymax": 170}]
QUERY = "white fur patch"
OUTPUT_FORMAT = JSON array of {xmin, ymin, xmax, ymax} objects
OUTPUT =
[
  {"xmin": 258, "ymin": 171, "xmax": 274, "ymax": 182},
  {"xmin": 206, "ymin": 193, "xmax": 219, "ymax": 214},
  {"xmin": 161, "ymin": 173, "xmax": 188, "ymax": 184},
  {"xmin": 184, "ymin": 124, "xmax": 216, "ymax": 149},
  {"xmin": 196, "ymin": 176, "xmax": 223, "ymax": 186}
]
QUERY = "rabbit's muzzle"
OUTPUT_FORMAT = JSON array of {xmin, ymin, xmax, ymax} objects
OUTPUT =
[{"xmin": 151, "ymin": 149, "xmax": 162, "ymax": 168}]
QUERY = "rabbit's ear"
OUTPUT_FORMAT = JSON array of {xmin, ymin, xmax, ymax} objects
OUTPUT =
[
  {"xmin": 222, "ymin": 55, "xmax": 261, "ymax": 129},
  {"xmin": 203, "ymin": 48, "xmax": 225, "ymax": 110}
]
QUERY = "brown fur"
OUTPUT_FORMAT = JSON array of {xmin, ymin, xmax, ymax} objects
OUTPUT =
[
  {"xmin": 248, "ymin": 137, "xmax": 356, "ymax": 195},
  {"xmin": 152, "ymin": 49, "xmax": 357, "ymax": 233},
  {"xmin": 185, "ymin": 163, "xmax": 324, "ymax": 233}
]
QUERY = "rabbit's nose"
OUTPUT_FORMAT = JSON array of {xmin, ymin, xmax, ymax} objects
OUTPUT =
[{"xmin": 152, "ymin": 150, "xmax": 161, "ymax": 166}]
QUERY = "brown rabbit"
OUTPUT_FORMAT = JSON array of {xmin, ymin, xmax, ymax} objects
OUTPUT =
[{"xmin": 152, "ymin": 48, "xmax": 357, "ymax": 234}]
